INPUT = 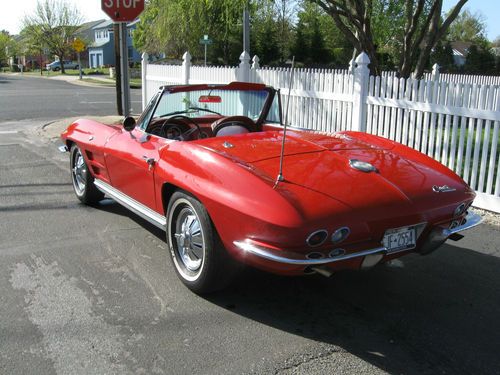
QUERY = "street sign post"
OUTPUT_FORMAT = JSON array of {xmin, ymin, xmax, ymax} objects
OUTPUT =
[
  {"xmin": 72, "ymin": 38, "xmax": 86, "ymax": 80},
  {"xmin": 101, "ymin": 0, "xmax": 144, "ymax": 116},
  {"xmin": 199, "ymin": 35, "xmax": 213, "ymax": 66}
]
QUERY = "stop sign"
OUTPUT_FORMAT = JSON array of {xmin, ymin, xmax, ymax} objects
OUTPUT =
[{"xmin": 102, "ymin": 0, "xmax": 144, "ymax": 22}]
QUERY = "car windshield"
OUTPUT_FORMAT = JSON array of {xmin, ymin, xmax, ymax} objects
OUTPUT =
[{"xmin": 151, "ymin": 88, "xmax": 272, "ymax": 122}]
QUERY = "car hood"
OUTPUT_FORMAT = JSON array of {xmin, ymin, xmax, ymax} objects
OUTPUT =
[
  {"xmin": 198, "ymin": 130, "xmax": 390, "ymax": 162},
  {"xmin": 198, "ymin": 130, "xmax": 468, "ymax": 210}
]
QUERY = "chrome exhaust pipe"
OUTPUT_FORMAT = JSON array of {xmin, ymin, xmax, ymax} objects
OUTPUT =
[{"xmin": 310, "ymin": 266, "xmax": 333, "ymax": 278}]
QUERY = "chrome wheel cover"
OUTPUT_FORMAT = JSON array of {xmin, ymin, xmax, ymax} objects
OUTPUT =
[
  {"xmin": 169, "ymin": 199, "xmax": 205, "ymax": 281},
  {"xmin": 72, "ymin": 148, "xmax": 86, "ymax": 195}
]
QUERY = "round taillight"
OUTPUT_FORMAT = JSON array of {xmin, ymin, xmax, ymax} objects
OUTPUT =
[
  {"xmin": 331, "ymin": 227, "xmax": 350, "ymax": 244},
  {"xmin": 306, "ymin": 230, "xmax": 328, "ymax": 247}
]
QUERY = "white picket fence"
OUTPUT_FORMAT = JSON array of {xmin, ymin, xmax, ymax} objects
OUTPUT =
[
  {"xmin": 424, "ymin": 72, "xmax": 500, "ymax": 86},
  {"xmin": 141, "ymin": 52, "xmax": 500, "ymax": 213}
]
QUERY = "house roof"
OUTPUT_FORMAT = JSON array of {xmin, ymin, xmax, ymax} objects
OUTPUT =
[
  {"xmin": 92, "ymin": 18, "xmax": 139, "ymax": 30},
  {"xmin": 450, "ymin": 41, "xmax": 472, "ymax": 57},
  {"xmin": 77, "ymin": 19, "xmax": 106, "ymax": 43},
  {"xmin": 93, "ymin": 19, "xmax": 114, "ymax": 30}
]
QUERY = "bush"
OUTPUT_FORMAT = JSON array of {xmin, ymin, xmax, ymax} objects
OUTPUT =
[{"xmin": 86, "ymin": 69, "xmax": 104, "ymax": 75}]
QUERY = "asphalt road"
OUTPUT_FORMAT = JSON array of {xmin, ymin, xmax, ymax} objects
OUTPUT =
[
  {"xmin": 0, "ymin": 73, "xmax": 141, "ymax": 122},
  {"xmin": 1, "ymin": 74, "xmax": 500, "ymax": 375}
]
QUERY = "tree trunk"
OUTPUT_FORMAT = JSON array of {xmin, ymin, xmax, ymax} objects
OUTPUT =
[{"xmin": 59, "ymin": 53, "xmax": 65, "ymax": 74}]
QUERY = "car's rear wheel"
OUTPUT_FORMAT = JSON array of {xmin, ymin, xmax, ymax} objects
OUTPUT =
[
  {"xmin": 166, "ymin": 191, "xmax": 237, "ymax": 294},
  {"xmin": 70, "ymin": 144, "xmax": 104, "ymax": 204},
  {"xmin": 74, "ymin": 65, "xmax": 79, "ymax": 70}
]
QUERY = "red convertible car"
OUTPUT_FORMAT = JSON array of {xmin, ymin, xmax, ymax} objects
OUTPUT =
[{"xmin": 60, "ymin": 82, "xmax": 481, "ymax": 293}]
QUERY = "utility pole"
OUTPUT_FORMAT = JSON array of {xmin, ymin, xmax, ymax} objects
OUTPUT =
[
  {"xmin": 243, "ymin": 5, "xmax": 250, "ymax": 55},
  {"xmin": 119, "ymin": 22, "xmax": 131, "ymax": 116},
  {"xmin": 113, "ymin": 23, "xmax": 123, "ymax": 116}
]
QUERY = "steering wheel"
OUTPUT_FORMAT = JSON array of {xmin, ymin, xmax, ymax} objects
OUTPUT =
[
  {"xmin": 211, "ymin": 116, "xmax": 257, "ymax": 136},
  {"xmin": 159, "ymin": 115, "xmax": 202, "ymax": 140}
]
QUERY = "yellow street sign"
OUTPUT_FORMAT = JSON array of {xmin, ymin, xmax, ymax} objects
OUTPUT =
[{"xmin": 72, "ymin": 38, "xmax": 86, "ymax": 53}]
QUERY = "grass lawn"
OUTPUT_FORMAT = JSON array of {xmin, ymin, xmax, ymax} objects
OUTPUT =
[{"xmin": 84, "ymin": 76, "xmax": 141, "ymax": 89}]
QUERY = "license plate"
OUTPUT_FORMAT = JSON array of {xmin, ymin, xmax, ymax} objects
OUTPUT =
[{"xmin": 382, "ymin": 225, "xmax": 417, "ymax": 253}]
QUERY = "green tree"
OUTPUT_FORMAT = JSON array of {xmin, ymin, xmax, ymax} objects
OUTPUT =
[
  {"xmin": 251, "ymin": 1, "xmax": 280, "ymax": 65},
  {"xmin": 23, "ymin": 0, "xmax": 82, "ymax": 74},
  {"xmin": 20, "ymin": 24, "xmax": 46, "ymax": 73},
  {"xmin": 274, "ymin": 0, "xmax": 298, "ymax": 63},
  {"xmin": 292, "ymin": 2, "xmax": 333, "ymax": 66},
  {"xmin": 310, "ymin": 16, "xmax": 329, "ymax": 64},
  {"xmin": 0, "ymin": 31, "xmax": 14, "ymax": 66},
  {"xmin": 292, "ymin": 18, "xmax": 310, "ymax": 63},
  {"xmin": 464, "ymin": 44, "xmax": 496, "ymax": 75},
  {"xmin": 134, "ymin": 0, "xmax": 247, "ymax": 64},
  {"xmin": 430, "ymin": 41, "xmax": 455, "ymax": 72},
  {"xmin": 447, "ymin": 9, "xmax": 487, "ymax": 44},
  {"xmin": 318, "ymin": 9, "xmax": 351, "ymax": 67},
  {"xmin": 309, "ymin": 0, "xmax": 468, "ymax": 78}
]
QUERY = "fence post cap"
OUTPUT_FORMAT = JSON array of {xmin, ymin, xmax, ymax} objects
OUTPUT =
[
  {"xmin": 239, "ymin": 51, "xmax": 251, "ymax": 62},
  {"xmin": 432, "ymin": 63, "xmax": 440, "ymax": 73},
  {"xmin": 251, "ymin": 55, "xmax": 260, "ymax": 69},
  {"xmin": 183, "ymin": 51, "xmax": 192, "ymax": 62},
  {"xmin": 355, "ymin": 52, "xmax": 370, "ymax": 65}
]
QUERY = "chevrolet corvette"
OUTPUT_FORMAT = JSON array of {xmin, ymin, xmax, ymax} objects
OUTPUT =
[{"xmin": 60, "ymin": 82, "xmax": 481, "ymax": 293}]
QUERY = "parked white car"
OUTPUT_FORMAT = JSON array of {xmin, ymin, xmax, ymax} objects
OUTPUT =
[{"xmin": 46, "ymin": 60, "xmax": 79, "ymax": 71}]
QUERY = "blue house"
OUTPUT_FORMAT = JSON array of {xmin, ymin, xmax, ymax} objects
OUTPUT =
[{"xmin": 88, "ymin": 19, "xmax": 141, "ymax": 68}]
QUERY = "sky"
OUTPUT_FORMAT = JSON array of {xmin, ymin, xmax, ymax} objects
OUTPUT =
[{"xmin": 1, "ymin": 0, "xmax": 499, "ymax": 40}]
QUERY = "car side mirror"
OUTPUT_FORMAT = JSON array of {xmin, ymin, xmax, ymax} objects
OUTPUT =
[{"xmin": 123, "ymin": 116, "xmax": 136, "ymax": 131}]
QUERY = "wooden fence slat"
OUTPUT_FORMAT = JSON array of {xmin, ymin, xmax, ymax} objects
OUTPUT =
[
  {"xmin": 470, "ymin": 86, "xmax": 488, "ymax": 190},
  {"xmin": 486, "ymin": 93, "xmax": 500, "ymax": 195},
  {"xmin": 477, "ymin": 87, "xmax": 495, "ymax": 192},
  {"xmin": 448, "ymin": 83, "xmax": 462, "ymax": 171}
]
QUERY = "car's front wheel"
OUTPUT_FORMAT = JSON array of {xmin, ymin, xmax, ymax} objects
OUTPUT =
[
  {"xmin": 166, "ymin": 191, "xmax": 237, "ymax": 294},
  {"xmin": 70, "ymin": 144, "xmax": 104, "ymax": 204}
]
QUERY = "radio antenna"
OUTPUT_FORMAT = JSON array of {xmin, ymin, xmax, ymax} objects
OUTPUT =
[{"xmin": 275, "ymin": 56, "xmax": 295, "ymax": 187}]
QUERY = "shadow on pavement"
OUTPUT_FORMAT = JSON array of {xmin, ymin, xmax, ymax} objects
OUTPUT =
[
  {"xmin": 93, "ymin": 200, "xmax": 500, "ymax": 374},
  {"xmin": 206, "ymin": 227, "xmax": 500, "ymax": 375}
]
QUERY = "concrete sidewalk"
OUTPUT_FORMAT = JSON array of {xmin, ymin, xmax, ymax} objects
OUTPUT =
[
  {"xmin": 8, "ymin": 71, "xmax": 118, "ymax": 88},
  {"xmin": 46, "ymin": 73, "xmax": 117, "ymax": 87}
]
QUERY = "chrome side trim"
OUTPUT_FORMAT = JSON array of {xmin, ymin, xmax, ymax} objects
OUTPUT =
[
  {"xmin": 233, "ymin": 240, "xmax": 387, "ymax": 265},
  {"xmin": 94, "ymin": 179, "xmax": 166, "ymax": 230},
  {"xmin": 58, "ymin": 145, "xmax": 69, "ymax": 153},
  {"xmin": 447, "ymin": 211, "xmax": 482, "ymax": 235}
]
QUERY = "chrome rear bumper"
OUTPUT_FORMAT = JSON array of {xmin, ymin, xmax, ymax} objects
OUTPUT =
[
  {"xmin": 233, "ymin": 240, "xmax": 386, "ymax": 266},
  {"xmin": 446, "ymin": 210, "xmax": 482, "ymax": 235},
  {"xmin": 233, "ymin": 211, "xmax": 482, "ymax": 266}
]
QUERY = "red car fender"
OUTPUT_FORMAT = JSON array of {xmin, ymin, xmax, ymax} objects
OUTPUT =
[{"xmin": 61, "ymin": 119, "xmax": 121, "ymax": 183}]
